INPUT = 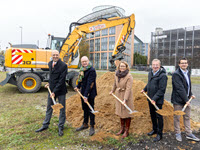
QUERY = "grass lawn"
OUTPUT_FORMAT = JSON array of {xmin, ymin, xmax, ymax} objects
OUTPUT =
[
  {"xmin": 0, "ymin": 71, "xmax": 200, "ymax": 149},
  {"xmin": 0, "ymin": 72, "xmax": 144, "ymax": 149}
]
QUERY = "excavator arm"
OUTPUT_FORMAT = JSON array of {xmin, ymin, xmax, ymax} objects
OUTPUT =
[{"xmin": 60, "ymin": 14, "xmax": 135, "ymax": 70}]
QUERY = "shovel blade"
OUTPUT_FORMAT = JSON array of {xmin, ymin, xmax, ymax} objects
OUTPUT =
[
  {"xmin": 51, "ymin": 103, "xmax": 64, "ymax": 117},
  {"xmin": 51, "ymin": 103, "xmax": 64, "ymax": 110},
  {"xmin": 129, "ymin": 110, "xmax": 138, "ymax": 114},
  {"xmin": 90, "ymin": 111, "xmax": 99, "ymax": 114},
  {"xmin": 130, "ymin": 111, "xmax": 143, "ymax": 117},
  {"xmin": 174, "ymin": 110, "xmax": 186, "ymax": 116},
  {"xmin": 156, "ymin": 109, "xmax": 172, "ymax": 116}
]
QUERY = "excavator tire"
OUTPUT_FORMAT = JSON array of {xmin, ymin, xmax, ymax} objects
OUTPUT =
[
  {"xmin": 17, "ymin": 73, "xmax": 41, "ymax": 93},
  {"xmin": 70, "ymin": 75, "xmax": 78, "ymax": 89}
]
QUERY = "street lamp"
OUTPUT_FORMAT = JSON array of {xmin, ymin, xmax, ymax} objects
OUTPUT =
[{"xmin": 19, "ymin": 26, "xmax": 23, "ymax": 44}]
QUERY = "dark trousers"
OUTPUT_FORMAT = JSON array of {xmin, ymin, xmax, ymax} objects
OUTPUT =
[
  {"xmin": 148, "ymin": 102, "xmax": 163, "ymax": 135},
  {"xmin": 43, "ymin": 94, "xmax": 66, "ymax": 130},
  {"xmin": 81, "ymin": 97, "xmax": 95, "ymax": 126}
]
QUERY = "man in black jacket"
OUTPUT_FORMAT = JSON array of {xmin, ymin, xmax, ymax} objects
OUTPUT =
[
  {"xmin": 171, "ymin": 57, "xmax": 199, "ymax": 142},
  {"xmin": 74, "ymin": 56, "xmax": 97, "ymax": 136},
  {"xmin": 141, "ymin": 59, "xmax": 167, "ymax": 142},
  {"xmin": 35, "ymin": 50, "xmax": 68, "ymax": 136}
]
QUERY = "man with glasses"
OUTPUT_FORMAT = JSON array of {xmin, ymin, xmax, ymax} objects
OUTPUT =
[
  {"xmin": 74, "ymin": 56, "xmax": 97, "ymax": 136},
  {"xmin": 141, "ymin": 59, "xmax": 168, "ymax": 142},
  {"xmin": 171, "ymin": 57, "xmax": 200, "ymax": 142}
]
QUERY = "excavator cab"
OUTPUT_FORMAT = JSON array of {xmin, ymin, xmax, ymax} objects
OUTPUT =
[
  {"xmin": 50, "ymin": 36, "xmax": 65, "ymax": 52},
  {"xmin": 46, "ymin": 34, "xmax": 65, "ymax": 52}
]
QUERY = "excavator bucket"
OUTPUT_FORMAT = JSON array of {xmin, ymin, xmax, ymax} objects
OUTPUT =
[{"xmin": 0, "ymin": 73, "xmax": 17, "ymax": 86}]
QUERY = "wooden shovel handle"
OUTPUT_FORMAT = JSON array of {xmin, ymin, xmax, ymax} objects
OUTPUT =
[
  {"xmin": 143, "ymin": 92, "xmax": 159, "ymax": 110},
  {"xmin": 47, "ymin": 86, "xmax": 56, "ymax": 105},
  {"xmin": 182, "ymin": 97, "xmax": 193, "ymax": 112},
  {"xmin": 111, "ymin": 93, "xmax": 134, "ymax": 113},
  {"xmin": 76, "ymin": 90, "xmax": 95, "ymax": 112}
]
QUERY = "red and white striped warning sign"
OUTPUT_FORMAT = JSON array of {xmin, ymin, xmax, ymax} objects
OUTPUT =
[
  {"xmin": 120, "ymin": 35, "xmax": 125, "ymax": 44},
  {"xmin": 12, "ymin": 49, "xmax": 33, "ymax": 64}
]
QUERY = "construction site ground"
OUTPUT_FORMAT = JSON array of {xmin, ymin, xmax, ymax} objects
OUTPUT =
[{"xmin": 1, "ymin": 71, "xmax": 200, "ymax": 150}]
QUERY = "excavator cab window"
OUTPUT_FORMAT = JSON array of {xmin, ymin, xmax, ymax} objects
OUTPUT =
[{"xmin": 51, "ymin": 37, "xmax": 65, "ymax": 52}]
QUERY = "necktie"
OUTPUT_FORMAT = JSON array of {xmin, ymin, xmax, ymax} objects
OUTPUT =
[{"xmin": 52, "ymin": 62, "xmax": 55, "ymax": 68}]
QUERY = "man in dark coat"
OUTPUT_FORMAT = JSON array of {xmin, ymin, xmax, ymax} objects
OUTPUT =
[
  {"xmin": 141, "ymin": 59, "xmax": 168, "ymax": 142},
  {"xmin": 35, "ymin": 50, "xmax": 68, "ymax": 136},
  {"xmin": 74, "ymin": 56, "xmax": 97, "ymax": 136},
  {"xmin": 171, "ymin": 57, "xmax": 199, "ymax": 142}
]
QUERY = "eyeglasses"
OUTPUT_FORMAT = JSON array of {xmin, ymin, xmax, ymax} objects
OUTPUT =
[
  {"xmin": 120, "ymin": 66, "xmax": 126, "ymax": 68},
  {"xmin": 180, "ymin": 63, "xmax": 188, "ymax": 64},
  {"xmin": 152, "ymin": 64, "xmax": 160, "ymax": 67}
]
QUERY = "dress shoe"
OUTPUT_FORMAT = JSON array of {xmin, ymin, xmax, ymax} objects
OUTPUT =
[
  {"xmin": 58, "ymin": 128, "xmax": 63, "ymax": 136},
  {"xmin": 89, "ymin": 127, "xmax": 95, "ymax": 136},
  {"xmin": 147, "ymin": 130, "xmax": 157, "ymax": 136},
  {"xmin": 153, "ymin": 134, "xmax": 162, "ymax": 142},
  {"xmin": 76, "ymin": 124, "xmax": 89, "ymax": 131},
  {"xmin": 35, "ymin": 126, "xmax": 48, "ymax": 132}
]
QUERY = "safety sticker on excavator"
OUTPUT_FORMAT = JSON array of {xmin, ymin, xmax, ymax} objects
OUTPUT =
[
  {"xmin": 89, "ymin": 24, "xmax": 106, "ymax": 31},
  {"xmin": 12, "ymin": 49, "xmax": 33, "ymax": 64}
]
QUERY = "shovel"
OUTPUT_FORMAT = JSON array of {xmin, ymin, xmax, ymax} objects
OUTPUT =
[
  {"xmin": 142, "ymin": 92, "xmax": 170, "ymax": 116},
  {"xmin": 111, "ymin": 93, "xmax": 139, "ymax": 115},
  {"xmin": 174, "ymin": 97, "xmax": 193, "ymax": 116},
  {"xmin": 47, "ymin": 86, "xmax": 64, "ymax": 115},
  {"xmin": 76, "ymin": 90, "xmax": 99, "ymax": 114}
]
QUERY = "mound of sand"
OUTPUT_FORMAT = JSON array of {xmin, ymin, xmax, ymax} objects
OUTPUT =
[{"xmin": 66, "ymin": 72, "xmax": 196, "ymax": 135}]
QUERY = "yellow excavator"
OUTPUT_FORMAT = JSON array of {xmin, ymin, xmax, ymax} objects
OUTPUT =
[{"xmin": 0, "ymin": 13, "xmax": 135, "ymax": 93}]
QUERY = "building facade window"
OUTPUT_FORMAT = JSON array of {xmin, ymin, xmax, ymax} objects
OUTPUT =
[
  {"xmin": 90, "ymin": 33, "xmax": 94, "ymax": 38},
  {"xmin": 150, "ymin": 26, "xmax": 200, "ymax": 69},
  {"xmin": 125, "ymin": 42, "xmax": 131, "ymax": 55},
  {"xmin": 95, "ymin": 38, "xmax": 100, "ymax": 51},
  {"xmin": 95, "ymin": 31, "xmax": 100, "ymax": 37},
  {"xmin": 86, "ymin": 33, "xmax": 90, "ymax": 39},
  {"xmin": 109, "ymin": 36, "xmax": 115, "ymax": 51},
  {"xmin": 102, "ymin": 28, "xmax": 108, "ymax": 36},
  {"xmin": 109, "ymin": 27, "xmax": 116, "ymax": 35},
  {"xmin": 89, "ymin": 53, "xmax": 94, "ymax": 65},
  {"xmin": 101, "ymin": 37, "xmax": 107, "ymax": 51},
  {"xmin": 108, "ymin": 52, "xmax": 113, "ymax": 69},
  {"xmin": 101, "ymin": 52, "xmax": 107, "ymax": 69},
  {"xmin": 89, "ymin": 39, "xmax": 94, "ymax": 52},
  {"xmin": 94, "ymin": 53, "xmax": 100, "ymax": 69}
]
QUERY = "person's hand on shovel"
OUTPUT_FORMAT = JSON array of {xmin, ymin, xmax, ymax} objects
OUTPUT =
[
  {"xmin": 122, "ymin": 99, "xmax": 126, "ymax": 105},
  {"xmin": 83, "ymin": 97, "xmax": 88, "ymax": 103},
  {"xmin": 109, "ymin": 91, "xmax": 113, "ymax": 95},
  {"xmin": 186, "ymin": 95, "xmax": 196, "ymax": 106},
  {"xmin": 45, "ymin": 83, "xmax": 55, "ymax": 98},
  {"xmin": 74, "ymin": 87, "xmax": 79, "ymax": 92},
  {"xmin": 140, "ymin": 89, "xmax": 145, "ymax": 93},
  {"xmin": 45, "ymin": 83, "xmax": 49, "ymax": 88},
  {"xmin": 151, "ymin": 100, "xmax": 156, "ymax": 105},
  {"xmin": 50, "ymin": 93, "xmax": 55, "ymax": 98}
]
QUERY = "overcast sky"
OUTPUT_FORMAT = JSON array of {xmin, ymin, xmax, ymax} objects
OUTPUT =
[{"xmin": 0, "ymin": 0, "xmax": 199, "ymax": 50}]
